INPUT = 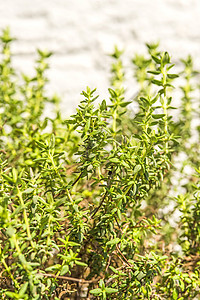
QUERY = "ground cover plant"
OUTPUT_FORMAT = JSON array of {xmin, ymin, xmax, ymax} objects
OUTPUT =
[{"xmin": 0, "ymin": 28, "xmax": 199, "ymax": 299}]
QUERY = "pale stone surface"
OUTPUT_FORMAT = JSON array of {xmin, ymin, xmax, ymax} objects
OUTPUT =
[{"xmin": 0, "ymin": 0, "xmax": 200, "ymax": 115}]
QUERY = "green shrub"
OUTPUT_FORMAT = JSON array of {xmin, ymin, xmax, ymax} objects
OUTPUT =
[{"xmin": 0, "ymin": 28, "xmax": 199, "ymax": 299}]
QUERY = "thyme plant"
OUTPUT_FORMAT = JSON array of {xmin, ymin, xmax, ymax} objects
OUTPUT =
[{"xmin": 0, "ymin": 28, "xmax": 199, "ymax": 299}]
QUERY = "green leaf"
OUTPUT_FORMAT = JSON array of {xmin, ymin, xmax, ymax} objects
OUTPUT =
[
  {"xmin": 68, "ymin": 241, "xmax": 80, "ymax": 247},
  {"xmin": 2, "ymin": 174, "xmax": 14, "ymax": 184},
  {"xmin": 35, "ymin": 140, "xmax": 46, "ymax": 149},
  {"xmin": 119, "ymin": 101, "xmax": 132, "ymax": 107},
  {"xmin": 152, "ymin": 114, "xmax": 165, "ymax": 119},
  {"xmin": 127, "ymin": 180, "xmax": 135, "ymax": 186},
  {"xmin": 162, "ymin": 52, "xmax": 170, "ymax": 64},
  {"xmin": 90, "ymin": 288, "xmax": 102, "ymax": 295},
  {"xmin": 33, "ymin": 157, "xmax": 47, "ymax": 162},
  {"xmin": 106, "ymin": 238, "xmax": 120, "ymax": 246},
  {"xmin": 147, "ymin": 70, "xmax": 160, "ymax": 75},
  {"xmin": 152, "ymin": 55, "xmax": 161, "ymax": 64},
  {"xmin": 133, "ymin": 165, "xmax": 141, "ymax": 174},
  {"xmin": 75, "ymin": 260, "xmax": 88, "ymax": 267},
  {"xmin": 19, "ymin": 282, "xmax": 29, "ymax": 296},
  {"xmin": 117, "ymin": 208, "xmax": 122, "ymax": 220},
  {"xmin": 100, "ymin": 99, "xmax": 107, "ymax": 111},
  {"xmin": 137, "ymin": 271, "xmax": 146, "ymax": 281},
  {"xmin": 53, "ymin": 152, "xmax": 65, "ymax": 158},
  {"xmin": 23, "ymin": 188, "xmax": 34, "ymax": 194},
  {"xmin": 167, "ymin": 74, "xmax": 179, "ymax": 79},
  {"xmin": 151, "ymin": 79, "xmax": 163, "ymax": 86},
  {"xmin": 45, "ymin": 264, "xmax": 61, "ymax": 272},
  {"xmin": 151, "ymin": 95, "xmax": 159, "ymax": 104},
  {"xmin": 60, "ymin": 265, "xmax": 69, "ymax": 275},
  {"xmin": 85, "ymin": 119, "xmax": 90, "ymax": 132},
  {"xmin": 179, "ymin": 279, "xmax": 185, "ymax": 291},
  {"xmin": 105, "ymin": 287, "xmax": 118, "ymax": 294},
  {"xmin": 109, "ymin": 266, "xmax": 119, "ymax": 274},
  {"xmin": 12, "ymin": 168, "xmax": 18, "ymax": 183},
  {"xmin": 41, "ymin": 118, "xmax": 48, "ymax": 130},
  {"xmin": 172, "ymin": 288, "xmax": 178, "ymax": 300},
  {"xmin": 158, "ymin": 88, "xmax": 165, "ymax": 95},
  {"xmin": 121, "ymin": 161, "xmax": 130, "ymax": 168},
  {"xmin": 110, "ymin": 158, "xmax": 120, "ymax": 163},
  {"xmin": 49, "ymin": 134, "xmax": 55, "ymax": 149},
  {"xmin": 5, "ymin": 291, "xmax": 20, "ymax": 299},
  {"xmin": 108, "ymin": 88, "xmax": 117, "ymax": 98},
  {"xmin": 37, "ymin": 49, "xmax": 52, "ymax": 58},
  {"xmin": 6, "ymin": 226, "xmax": 16, "ymax": 237},
  {"xmin": 151, "ymin": 55, "xmax": 161, "ymax": 64},
  {"xmin": 99, "ymin": 279, "xmax": 105, "ymax": 289}
]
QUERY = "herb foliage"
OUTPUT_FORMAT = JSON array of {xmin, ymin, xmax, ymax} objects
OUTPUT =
[{"xmin": 0, "ymin": 28, "xmax": 199, "ymax": 299}]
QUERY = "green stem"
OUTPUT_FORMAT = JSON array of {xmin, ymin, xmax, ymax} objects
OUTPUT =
[
  {"xmin": 49, "ymin": 153, "xmax": 63, "ymax": 183},
  {"xmin": 12, "ymin": 234, "xmax": 31, "ymax": 274},
  {"xmin": 17, "ymin": 186, "xmax": 35, "ymax": 250},
  {"xmin": 161, "ymin": 68, "xmax": 169, "ymax": 154},
  {"xmin": 113, "ymin": 109, "xmax": 117, "ymax": 137},
  {"xmin": 66, "ymin": 188, "xmax": 73, "ymax": 204},
  {"xmin": 0, "ymin": 245, "xmax": 19, "ymax": 288},
  {"xmin": 47, "ymin": 215, "xmax": 52, "ymax": 246}
]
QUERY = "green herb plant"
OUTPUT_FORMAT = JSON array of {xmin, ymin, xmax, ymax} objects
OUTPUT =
[{"xmin": 0, "ymin": 28, "xmax": 199, "ymax": 299}]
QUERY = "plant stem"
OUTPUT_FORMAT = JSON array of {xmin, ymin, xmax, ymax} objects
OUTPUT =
[{"xmin": 17, "ymin": 186, "xmax": 35, "ymax": 250}]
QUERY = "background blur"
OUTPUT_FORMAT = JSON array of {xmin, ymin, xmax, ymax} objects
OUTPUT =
[{"xmin": 0, "ymin": 0, "xmax": 200, "ymax": 115}]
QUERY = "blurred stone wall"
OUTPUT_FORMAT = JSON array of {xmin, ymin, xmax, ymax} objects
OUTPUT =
[{"xmin": 0, "ymin": 0, "xmax": 200, "ymax": 115}]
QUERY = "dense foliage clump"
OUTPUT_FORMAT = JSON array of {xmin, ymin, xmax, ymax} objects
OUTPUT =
[{"xmin": 0, "ymin": 28, "xmax": 199, "ymax": 299}]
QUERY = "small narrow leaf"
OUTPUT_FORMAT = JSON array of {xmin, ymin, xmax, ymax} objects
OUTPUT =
[
  {"xmin": 19, "ymin": 282, "xmax": 29, "ymax": 296},
  {"xmin": 152, "ymin": 114, "xmax": 166, "ymax": 119},
  {"xmin": 119, "ymin": 101, "xmax": 132, "ymax": 107},
  {"xmin": 152, "ymin": 79, "xmax": 162, "ymax": 86},
  {"xmin": 167, "ymin": 74, "xmax": 179, "ymax": 79},
  {"xmin": 105, "ymin": 287, "xmax": 118, "ymax": 294},
  {"xmin": 106, "ymin": 238, "xmax": 120, "ymax": 246},
  {"xmin": 75, "ymin": 261, "xmax": 88, "ymax": 267},
  {"xmin": 90, "ymin": 288, "xmax": 102, "ymax": 295},
  {"xmin": 2, "ymin": 174, "xmax": 14, "ymax": 183},
  {"xmin": 152, "ymin": 55, "xmax": 161, "ymax": 64},
  {"xmin": 133, "ymin": 165, "xmax": 141, "ymax": 174},
  {"xmin": 147, "ymin": 70, "xmax": 160, "ymax": 75},
  {"xmin": 100, "ymin": 99, "xmax": 107, "ymax": 111},
  {"xmin": 60, "ymin": 265, "xmax": 69, "ymax": 275},
  {"xmin": 23, "ymin": 188, "xmax": 34, "ymax": 194}
]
